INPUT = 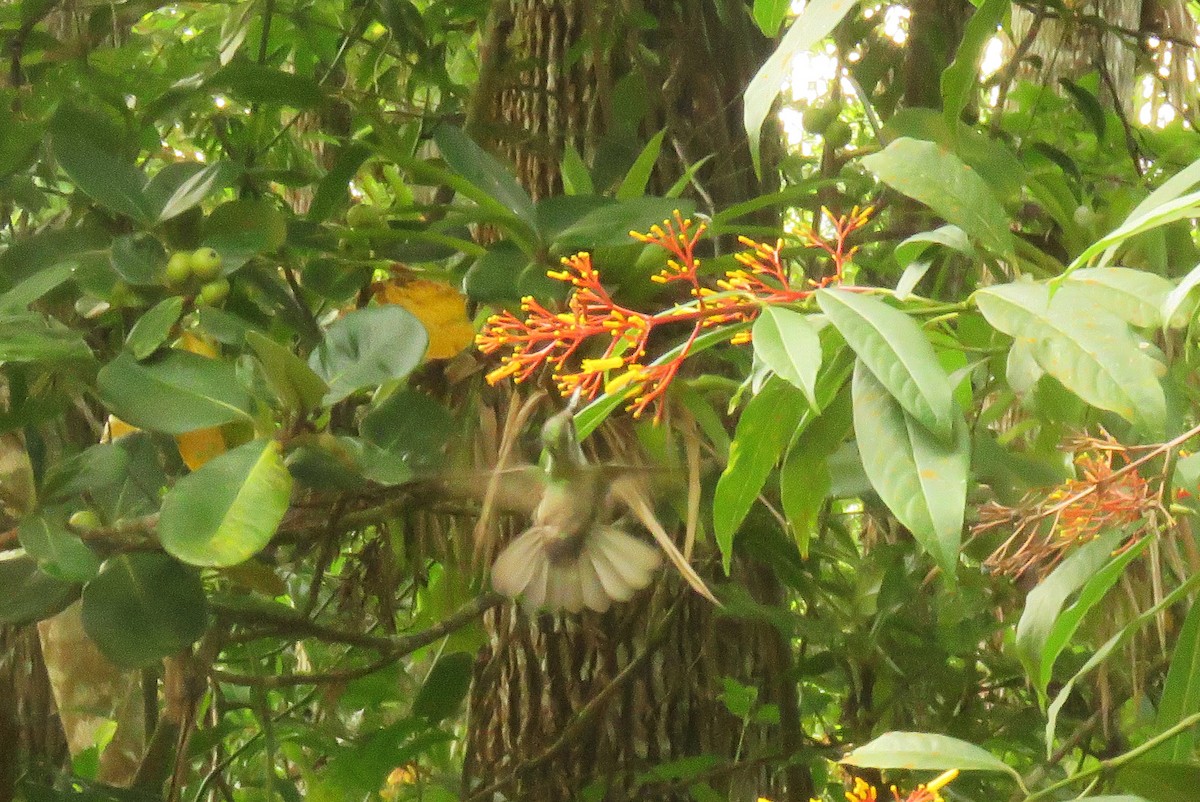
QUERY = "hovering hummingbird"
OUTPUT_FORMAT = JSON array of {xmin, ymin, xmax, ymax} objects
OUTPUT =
[{"xmin": 490, "ymin": 401, "xmax": 718, "ymax": 614}]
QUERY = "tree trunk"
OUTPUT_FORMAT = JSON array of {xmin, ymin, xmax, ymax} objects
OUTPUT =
[{"xmin": 461, "ymin": 3, "xmax": 809, "ymax": 799}]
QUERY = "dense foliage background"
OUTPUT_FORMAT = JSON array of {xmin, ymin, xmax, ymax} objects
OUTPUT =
[{"xmin": 4, "ymin": 0, "xmax": 1200, "ymax": 799}]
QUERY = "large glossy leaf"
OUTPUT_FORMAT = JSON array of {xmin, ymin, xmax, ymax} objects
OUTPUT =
[
  {"xmin": 208, "ymin": 62, "xmax": 323, "ymax": 108},
  {"xmin": 840, "ymin": 731, "xmax": 1020, "ymax": 781},
  {"xmin": 743, "ymin": 0, "xmax": 857, "ymax": 173},
  {"xmin": 308, "ymin": 305, "xmax": 428, "ymax": 405},
  {"xmin": 245, "ymin": 331, "xmax": 329, "ymax": 414},
  {"xmin": 852, "ymin": 361, "xmax": 967, "ymax": 577},
  {"xmin": 1150, "ymin": 599, "xmax": 1200, "ymax": 761},
  {"xmin": 159, "ymin": 438, "xmax": 292, "ymax": 568},
  {"xmin": 49, "ymin": 111, "xmax": 153, "ymax": 224},
  {"xmin": 713, "ymin": 378, "xmax": 809, "ymax": 572},
  {"xmin": 18, "ymin": 513, "xmax": 101, "ymax": 582},
  {"xmin": 780, "ymin": 386, "xmax": 852, "ymax": 557},
  {"xmin": 818, "ymin": 289, "xmax": 954, "ymax": 442},
  {"xmin": 360, "ymin": 388, "xmax": 454, "ymax": 472},
  {"xmin": 0, "ymin": 313, "xmax": 93, "ymax": 365},
  {"xmin": 940, "ymin": 0, "xmax": 1008, "ymax": 132},
  {"xmin": 202, "ymin": 198, "xmax": 288, "ymax": 271},
  {"xmin": 1064, "ymin": 268, "xmax": 1173, "ymax": 328},
  {"xmin": 1015, "ymin": 528, "xmax": 1145, "ymax": 703},
  {"xmin": 81, "ymin": 552, "xmax": 208, "ymax": 668},
  {"xmin": 862, "ymin": 138, "xmax": 1015, "ymax": 258},
  {"xmin": 153, "ymin": 161, "xmax": 238, "ymax": 222},
  {"xmin": 752, "ymin": 307, "xmax": 823, "ymax": 408},
  {"xmin": 0, "ymin": 552, "xmax": 78, "ymax": 625},
  {"xmin": 433, "ymin": 125, "xmax": 538, "ymax": 232},
  {"xmin": 975, "ymin": 282, "xmax": 1167, "ymax": 437},
  {"xmin": 1118, "ymin": 761, "xmax": 1200, "ymax": 802},
  {"xmin": 97, "ymin": 351, "xmax": 254, "ymax": 435}
]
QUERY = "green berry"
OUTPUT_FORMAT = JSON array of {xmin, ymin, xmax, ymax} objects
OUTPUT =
[
  {"xmin": 165, "ymin": 252, "xmax": 193, "ymax": 287},
  {"xmin": 68, "ymin": 509, "xmax": 101, "ymax": 530},
  {"xmin": 198, "ymin": 277, "xmax": 231, "ymax": 306},
  {"xmin": 802, "ymin": 104, "xmax": 838, "ymax": 135},
  {"xmin": 190, "ymin": 247, "xmax": 223, "ymax": 281},
  {"xmin": 823, "ymin": 119, "xmax": 852, "ymax": 150},
  {"xmin": 346, "ymin": 204, "xmax": 386, "ymax": 229}
]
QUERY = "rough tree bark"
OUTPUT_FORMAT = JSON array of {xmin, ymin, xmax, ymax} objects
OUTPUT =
[{"xmin": 459, "ymin": 2, "xmax": 809, "ymax": 800}]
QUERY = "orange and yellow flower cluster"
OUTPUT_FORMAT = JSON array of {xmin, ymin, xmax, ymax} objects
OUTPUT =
[{"xmin": 475, "ymin": 207, "xmax": 871, "ymax": 420}]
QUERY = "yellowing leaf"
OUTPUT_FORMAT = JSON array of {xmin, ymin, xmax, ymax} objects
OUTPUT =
[
  {"xmin": 375, "ymin": 278, "xmax": 474, "ymax": 360},
  {"xmin": 172, "ymin": 330, "xmax": 227, "ymax": 469},
  {"xmin": 106, "ymin": 415, "xmax": 139, "ymax": 441}
]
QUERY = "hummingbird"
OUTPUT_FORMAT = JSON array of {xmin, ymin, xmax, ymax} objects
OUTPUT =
[{"xmin": 490, "ymin": 402, "xmax": 718, "ymax": 614}]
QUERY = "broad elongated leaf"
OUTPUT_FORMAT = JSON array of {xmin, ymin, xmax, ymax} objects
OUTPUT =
[
  {"xmin": 246, "ymin": 331, "xmax": 329, "ymax": 414},
  {"xmin": 714, "ymin": 378, "xmax": 809, "ymax": 572},
  {"xmin": 202, "ymin": 198, "xmax": 288, "ymax": 271},
  {"xmin": 309, "ymin": 143, "xmax": 371, "ymax": 222},
  {"xmin": 125, "ymin": 296, "xmax": 184, "ymax": 360},
  {"xmin": 744, "ymin": 0, "xmax": 857, "ymax": 173},
  {"xmin": 1119, "ymin": 761, "xmax": 1200, "ymax": 802},
  {"xmin": 1151, "ymin": 599, "xmax": 1200, "ymax": 761},
  {"xmin": 818, "ymin": 289, "xmax": 954, "ymax": 442},
  {"xmin": 97, "ymin": 351, "xmax": 254, "ymax": 435},
  {"xmin": 841, "ymin": 731, "xmax": 1020, "ymax": 781},
  {"xmin": 412, "ymin": 652, "xmax": 474, "ymax": 722},
  {"xmin": 1162, "ymin": 261, "xmax": 1200, "ymax": 328},
  {"xmin": 975, "ymin": 282, "xmax": 1167, "ymax": 437},
  {"xmin": 18, "ymin": 514, "xmax": 101, "ymax": 582},
  {"xmin": 862, "ymin": 138, "xmax": 1015, "ymax": 258},
  {"xmin": 753, "ymin": 0, "xmax": 791, "ymax": 35},
  {"xmin": 1064, "ymin": 267, "xmax": 1173, "ymax": 328},
  {"xmin": 0, "ymin": 262, "xmax": 75, "ymax": 312},
  {"xmin": 49, "ymin": 112, "xmax": 153, "ymax": 224},
  {"xmin": 308, "ymin": 305, "xmax": 428, "ymax": 405},
  {"xmin": 81, "ymin": 552, "xmax": 208, "ymax": 667},
  {"xmin": 940, "ymin": 0, "xmax": 1008, "ymax": 132},
  {"xmin": 0, "ymin": 313, "xmax": 93, "ymax": 364},
  {"xmin": 1076, "ymin": 188, "xmax": 1200, "ymax": 272},
  {"xmin": 208, "ymin": 62, "xmax": 323, "ymax": 108},
  {"xmin": 0, "ymin": 552, "xmax": 78, "ymax": 625},
  {"xmin": 552, "ymin": 196, "xmax": 697, "ymax": 249},
  {"xmin": 360, "ymin": 388, "xmax": 454, "ymax": 472},
  {"xmin": 159, "ymin": 438, "xmax": 292, "ymax": 567},
  {"xmin": 616, "ymin": 130, "xmax": 666, "ymax": 200},
  {"xmin": 852, "ymin": 361, "xmax": 967, "ymax": 577},
  {"xmin": 1016, "ymin": 528, "xmax": 1145, "ymax": 703},
  {"xmin": 893, "ymin": 224, "xmax": 975, "ymax": 269},
  {"xmin": 154, "ymin": 161, "xmax": 238, "ymax": 222},
  {"xmin": 752, "ymin": 307, "xmax": 822, "ymax": 408},
  {"xmin": 434, "ymin": 125, "xmax": 538, "ymax": 231},
  {"xmin": 780, "ymin": 386, "xmax": 852, "ymax": 557}
]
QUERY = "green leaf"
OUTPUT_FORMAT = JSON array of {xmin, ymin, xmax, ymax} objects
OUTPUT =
[
  {"xmin": 412, "ymin": 652, "xmax": 473, "ymax": 722},
  {"xmin": 1162, "ymin": 261, "xmax": 1200, "ymax": 329},
  {"xmin": 18, "ymin": 514, "xmax": 101, "ymax": 583},
  {"xmin": 1015, "ymin": 528, "xmax": 1144, "ymax": 704},
  {"xmin": 840, "ymin": 731, "xmax": 1020, "ymax": 781},
  {"xmin": 0, "ymin": 313, "xmax": 94, "ymax": 365},
  {"xmin": 433, "ymin": 125, "xmax": 538, "ymax": 231},
  {"xmin": 463, "ymin": 242, "xmax": 530, "ymax": 303},
  {"xmin": 893, "ymin": 225, "xmax": 975, "ymax": 268},
  {"xmin": 743, "ymin": 0, "xmax": 857, "ymax": 174},
  {"xmin": 154, "ymin": 162, "xmax": 238, "ymax": 222},
  {"xmin": 975, "ymin": 282, "xmax": 1167, "ymax": 437},
  {"xmin": 1150, "ymin": 598, "xmax": 1200, "ymax": 761},
  {"xmin": 852, "ymin": 361, "xmax": 967, "ymax": 577},
  {"xmin": 110, "ymin": 234, "xmax": 165, "ymax": 286},
  {"xmin": 202, "ymin": 198, "xmax": 288, "ymax": 271},
  {"xmin": 753, "ymin": 0, "xmax": 791, "ymax": 35},
  {"xmin": 753, "ymin": 307, "xmax": 823, "ymax": 409},
  {"xmin": 616, "ymin": 130, "xmax": 666, "ymax": 200},
  {"xmin": 360, "ymin": 388, "xmax": 454, "ymax": 472},
  {"xmin": 0, "ymin": 262, "xmax": 75, "ymax": 312},
  {"xmin": 308, "ymin": 306, "xmax": 428, "ymax": 405},
  {"xmin": 713, "ymin": 378, "xmax": 809, "ymax": 573},
  {"xmin": 97, "ymin": 350, "xmax": 254, "ymax": 435},
  {"xmin": 1060, "ymin": 79, "xmax": 1106, "ymax": 139},
  {"xmin": 125, "ymin": 296, "xmax": 185, "ymax": 360},
  {"xmin": 208, "ymin": 62, "xmax": 324, "ymax": 108},
  {"xmin": 780, "ymin": 385, "xmax": 852, "ymax": 557},
  {"xmin": 560, "ymin": 143, "xmax": 594, "ymax": 196},
  {"xmin": 1064, "ymin": 267, "xmax": 1173, "ymax": 328},
  {"xmin": 862, "ymin": 138, "xmax": 1015, "ymax": 258},
  {"xmin": 1118, "ymin": 761, "xmax": 1200, "ymax": 802},
  {"xmin": 159, "ymin": 438, "xmax": 292, "ymax": 568},
  {"xmin": 49, "ymin": 111, "xmax": 153, "ymax": 224},
  {"xmin": 245, "ymin": 331, "xmax": 329, "ymax": 414},
  {"xmin": 818, "ymin": 289, "xmax": 955, "ymax": 442},
  {"xmin": 0, "ymin": 552, "xmax": 78, "ymax": 625},
  {"xmin": 309, "ymin": 144, "xmax": 371, "ymax": 223},
  {"xmin": 552, "ymin": 197, "xmax": 696, "ymax": 250},
  {"xmin": 81, "ymin": 552, "xmax": 208, "ymax": 668},
  {"xmin": 940, "ymin": 0, "xmax": 1008, "ymax": 132},
  {"xmin": 1073, "ymin": 188, "xmax": 1200, "ymax": 273}
]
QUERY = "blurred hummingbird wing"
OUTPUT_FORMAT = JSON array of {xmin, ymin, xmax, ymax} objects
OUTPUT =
[
  {"xmin": 491, "ymin": 525, "xmax": 549, "ymax": 600},
  {"xmin": 585, "ymin": 525, "xmax": 661, "ymax": 603},
  {"xmin": 610, "ymin": 476, "xmax": 721, "ymax": 607}
]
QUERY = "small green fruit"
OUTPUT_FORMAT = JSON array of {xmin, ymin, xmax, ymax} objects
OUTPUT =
[
  {"xmin": 346, "ymin": 204, "xmax": 387, "ymax": 229},
  {"xmin": 165, "ymin": 252, "xmax": 193, "ymax": 286},
  {"xmin": 802, "ymin": 104, "xmax": 839, "ymax": 135},
  {"xmin": 198, "ymin": 277, "xmax": 231, "ymax": 306},
  {"xmin": 823, "ymin": 119, "xmax": 852, "ymax": 150},
  {"xmin": 68, "ymin": 509, "xmax": 101, "ymax": 530},
  {"xmin": 190, "ymin": 247, "xmax": 223, "ymax": 281}
]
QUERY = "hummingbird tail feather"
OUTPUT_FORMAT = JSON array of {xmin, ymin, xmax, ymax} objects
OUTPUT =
[
  {"xmin": 585, "ymin": 526, "xmax": 662, "ymax": 606},
  {"xmin": 492, "ymin": 526, "xmax": 549, "ymax": 600}
]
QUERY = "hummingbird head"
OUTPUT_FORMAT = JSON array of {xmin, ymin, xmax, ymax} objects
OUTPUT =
[{"xmin": 540, "ymin": 407, "xmax": 585, "ymax": 475}]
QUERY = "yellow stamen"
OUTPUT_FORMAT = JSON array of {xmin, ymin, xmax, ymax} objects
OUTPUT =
[
  {"xmin": 581, "ymin": 356, "xmax": 625, "ymax": 373},
  {"xmin": 925, "ymin": 769, "xmax": 959, "ymax": 793}
]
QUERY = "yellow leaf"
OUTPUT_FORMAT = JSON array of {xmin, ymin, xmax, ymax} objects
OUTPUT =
[
  {"xmin": 106, "ymin": 416, "xmax": 139, "ymax": 441},
  {"xmin": 375, "ymin": 278, "xmax": 474, "ymax": 360},
  {"xmin": 172, "ymin": 330, "xmax": 227, "ymax": 469}
]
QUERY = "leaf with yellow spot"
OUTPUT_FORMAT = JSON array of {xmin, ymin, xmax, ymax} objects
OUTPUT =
[
  {"xmin": 172, "ymin": 330, "xmax": 227, "ymax": 469},
  {"xmin": 375, "ymin": 278, "xmax": 474, "ymax": 360}
]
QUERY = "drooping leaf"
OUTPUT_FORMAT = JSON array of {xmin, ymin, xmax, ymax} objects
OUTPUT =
[
  {"xmin": 1118, "ymin": 761, "xmax": 1200, "ymax": 802},
  {"xmin": 852, "ymin": 361, "xmax": 967, "ymax": 578},
  {"xmin": 893, "ymin": 225, "xmax": 975, "ymax": 268},
  {"xmin": 0, "ymin": 262, "xmax": 75, "ymax": 313},
  {"xmin": 1162, "ymin": 261, "xmax": 1200, "ymax": 329},
  {"xmin": 743, "ymin": 0, "xmax": 857, "ymax": 173},
  {"xmin": 97, "ymin": 351, "xmax": 254, "ymax": 435},
  {"xmin": 202, "ymin": 198, "xmax": 288, "ymax": 271},
  {"xmin": 18, "ymin": 513, "xmax": 101, "ymax": 583},
  {"xmin": 308, "ymin": 305, "xmax": 429, "ymax": 405},
  {"xmin": 818, "ymin": 288, "xmax": 955, "ymax": 442},
  {"xmin": 1064, "ymin": 267, "xmax": 1173, "ymax": 328},
  {"xmin": 153, "ymin": 161, "xmax": 239, "ymax": 222},
  {"xmin": 412, "ymin": 652, "xmax": 474, "ymax": 722},
  {"xmin": 840, "ymin": 731, "xmax": 1020, "ymax": 781},
  {"xmin": 109, "ymin": 234, "xmax": 165, "ymax": 286},
  {"xmin": 975, "ymin": 281, "xmax": 1167, "ymax": 437},
  {"xmin": 0, "ymin": 313, "xmax": 94, "ymax": 365},
  {"xmin": 752, "ymin": 307, "xmax": 823, "ymax": 408},
  {"xmin": 552, "ymin": 197, "xmax": 697, "ymax": 250},
  {"xmin": 862, "ymin": 138, "xmax": 1015, "ymax": 258},
  {"xmin": 0, "ymin": 552, "xmax": 78, "ymax": 625},
  {"xmin": 433, "ymin": 125, "xmax": 538, "ymax": 232},
  {"xmin": 713, "ymin": 378, "xmax": 809, "ymax": 573},
  {"xmin": 208, "ymin": 62, "xmax": 324, "ymax": 108},
  {"xmin": 309, "ymin": 143, "xmax": 371, "ymax": 222},
  {"xmin": 81, "ymin": 552, "xmax": 208, "ymax": 668},
  {"xmin": 940, "ymin": 0, "xmax": 1008, "ymax": 132},
  {"xmin": 245, "ymin": 331, "xmax": 329, "ymax": 414},
  {"xmin": 159, "ymin": 438, "xmax": 292, "ymax": 568},
  {"xmin": 125, "ymin": 296, "xmax": 185, "ymax": 360}
]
